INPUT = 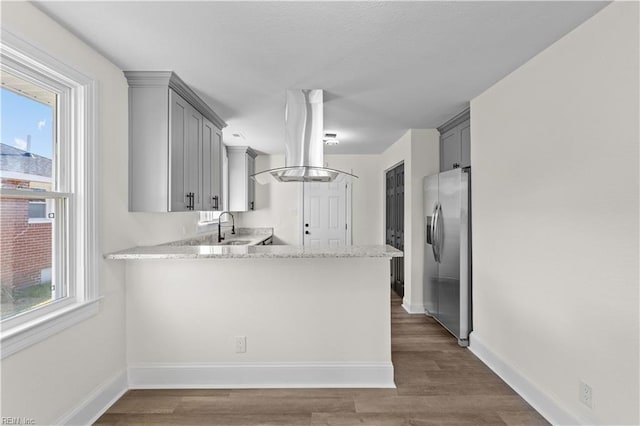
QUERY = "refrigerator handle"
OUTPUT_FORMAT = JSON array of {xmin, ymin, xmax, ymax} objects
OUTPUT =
[
  {"xmin": 425, "ymin": 215, "xmax": 432, "ymax": 245},
  {"xmin": 432, "ymin": 203, "xmax": 441, "ymax": 262},
  {"xmin": 437, "ymin": 203, "xmax": 443, "ymax": 263}
]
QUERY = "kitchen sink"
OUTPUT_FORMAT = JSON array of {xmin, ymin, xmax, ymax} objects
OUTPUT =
[{"xmin": 221, "ymin": 240, "xmax": 252, "ymax": 245}]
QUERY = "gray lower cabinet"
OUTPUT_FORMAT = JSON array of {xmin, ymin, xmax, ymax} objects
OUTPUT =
[
  {"xmin": 125, "ymin": 71, "xmax": 226, "ymax": 212},
  {"xmin": 438, "ymin": 108, "xmax": 470, "ymax": 172},
  {"xmin": 227, "ymin": 146, "xmax": 257, "ymax": 212}
]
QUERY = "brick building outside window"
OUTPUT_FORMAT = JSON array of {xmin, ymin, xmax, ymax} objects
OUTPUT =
[{"xmin": 0, "ymin": 80, "xmax": 57, "ymax": 320}]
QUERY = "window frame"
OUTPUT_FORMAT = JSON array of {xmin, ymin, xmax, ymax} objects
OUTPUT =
[{"xmin": 0, "ymin": 29, "xmax": 99, "ymax": 359}]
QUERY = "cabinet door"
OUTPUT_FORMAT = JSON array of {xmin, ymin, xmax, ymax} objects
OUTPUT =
[
  {"xmin": 247, "ymin": 155, "xmax": 255, "ymax": 210},
  {"xmin": 459, "ymin": 119, "xmax": 471, "ymax": 168},
  {"xmin": 169, "ymin": 90, "xmax": 202, "ymax": 211},
  {"xmin": 227, "ymin": 147, "xmax": 255, "ymax": 212},
  {"xmin": 201, "ymin": 117, "xmax": 214, "ymax": 210},
  {"xmin": 202, "ymin": 120, "xmax": 222, "ymax": 211},
  {"xmin": 169, "ymin": 90, "xmax": 189, "ymax": 211},
  {"xmin": 440, "ymin": 127, "xmax": 460, "ymax": 172},
  {"xmin": 213, "ymin": 128, "xmax": 223, "ymax": 210},
  {"xmin": 187, "ymin": 105, "xmax": 203, "ymax": 211}
]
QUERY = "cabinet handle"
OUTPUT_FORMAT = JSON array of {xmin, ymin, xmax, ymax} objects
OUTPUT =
[
  {"xmin": 186, "ymin": 192, "xmax": 194, "ymax": 210},
  {"xmin": 305, "ymin": 230, "xmax": 310, "ymax": 235},
  {"xmin": 212, "ymin": 195, "xmax": 219, "ymax": 210},
  {"xmin": 453, "ymin": 163, "xmax": 460, "ymax": 169},
  {"xmin": 250, "ymin": 201, "xmax": 254, "ymax": 210}
]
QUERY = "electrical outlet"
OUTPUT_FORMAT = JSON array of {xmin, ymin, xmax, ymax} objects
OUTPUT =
[
  {"xmin": 579, "ymin": 381, "xmax": 593, "ymax": 408},
  {"xmin": 235, "ymin": 336, "xmax": 246, "ymax": 353}
]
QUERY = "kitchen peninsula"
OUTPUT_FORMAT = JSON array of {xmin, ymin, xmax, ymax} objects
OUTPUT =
[{"xmin": 107, "ymin": 233, "xmax": 402, "ymax": 389}]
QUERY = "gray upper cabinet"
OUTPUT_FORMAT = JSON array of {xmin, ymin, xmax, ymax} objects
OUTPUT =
[
  {"xmin": 125, "ymin": 71, "xmax": 226, "ymax": 212},
  {"xmin": 438, "ymin": 108, "xmax": 470, "ymax": 172},
  {"xmin": 459, "ymin": 119, "xmax": 471, "ymax": 169},
  {"xmin": 202, "ymin": 119, "xmax": 223, "ymax": 211},
  {"xmin": 440, "ymin": 127, "xmax": 460, "ymax": 172},
  {"xmin": 227, "ymin": 146, "xmax": 257, "ymax": 212},
  {"xmin": 169, "ymin": 89, "xmax": 203, "ymax": 211}
]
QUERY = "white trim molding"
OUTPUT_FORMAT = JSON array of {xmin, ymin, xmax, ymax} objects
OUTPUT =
[
  {"xmin": 468, "ymin": 332, "xmax": 595, "ymax": 426},
  {"xmin": 128, "ymin": 362, "xmax": 396, "ymax": 389},
  {"xmin": 0, "ymin": 29, "xmax": 100, "ymax": 356},
  {"xmin": 55, "ymin": 369, "xmax": 128, "ymax": 426},
  {"xmin": 401, "ymin": 301, "xmax": 425, "ymax": 314},
  {"xmin": 1, "ymin": 299, "xmax": 100, "ymax": 359}
]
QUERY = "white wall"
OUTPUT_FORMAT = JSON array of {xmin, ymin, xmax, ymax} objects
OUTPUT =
[
  {"xmin": 379, "ymin": 129, "xmax": 440, "ymax": 313},
  {"xmin": 1, "ymin": 3, "xmax": 202, "ymax": 424},
  {"xmin": 470, "ymin": 2, "xmax": 639, "ymax": 425},
  {"xmin": 237, "ymin": 154, "xmax": 383, "ymax": 245},
  {"xmin": 324, "ymin": 155, "xmax": 382, "ymax": 245},
  {"xmin": 127, "ymin": 258, "xmax": 390, "ymax": 364},
  {"xmin": 125, "ymin": 257, "xmax": 393, "ymax": 387},
  {"xmin": 235, "ymin": 155, "xmax": 302, "ymax": 244}
]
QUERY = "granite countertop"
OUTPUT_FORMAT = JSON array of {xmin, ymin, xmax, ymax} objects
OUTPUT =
[
  {"xmin": 164, "ymin": 227, "xmax": 273, "ymax": 247},
  {"xmin": 105, "ymin": 227, "xmax": 403, "ymax": 260}
]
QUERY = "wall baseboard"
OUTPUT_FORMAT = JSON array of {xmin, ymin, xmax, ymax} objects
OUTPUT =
[
  {"xmin": 128, "ymin": 362, "xmax": 396, "ymax": 389},
  {"xmin": 468, "ymin": 332, "xmax": 594, "ymax": 426},
  {"xmin": 401, "ymin": 301, "xmax": 425, "ymax": 314},
  {"xmin": 56, "ymin": 369, "xmax": 128, "ymax": 426}
]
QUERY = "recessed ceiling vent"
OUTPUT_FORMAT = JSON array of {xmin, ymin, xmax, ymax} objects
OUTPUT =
[
  {"xmin": 251, "ymin": 89, "xmax": 357, "ymax": 184},
  {"xmin": 323, "ymin": 132, "xmax": 339, "ymax": 146}
]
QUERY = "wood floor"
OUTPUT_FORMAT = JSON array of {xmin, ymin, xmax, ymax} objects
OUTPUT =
[{"xmin": 95, "ymin": 291, "xmax": 548, "ymax": 425}]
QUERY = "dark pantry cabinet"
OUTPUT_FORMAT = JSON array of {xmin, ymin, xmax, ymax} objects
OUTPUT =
[{"xmin": 386, "ymin": 163, "xmax": 404, "ymax": 297}]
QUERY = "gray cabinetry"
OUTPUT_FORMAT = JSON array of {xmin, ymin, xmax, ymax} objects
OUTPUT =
[
  {"xmin": 168, "ymin": 89, "xmax": 190, "ymax": 211},
  {"xmin": 202, "ymin": 119, "xmax": 223, "ymax": 211},
  {"xmin": 169, "ymin": 89, "xmax": 203, "ymax": 211},
  {"xmin": 438, "ymin": 108, "xmax": 470, "ymax": 172},
  {"xmin": 125, "ymin": 71, "xmax": 226, "ymax": 212},
  {"xmin": 227, "ymin": 146, "xmax": 257, "ymax": 212}
]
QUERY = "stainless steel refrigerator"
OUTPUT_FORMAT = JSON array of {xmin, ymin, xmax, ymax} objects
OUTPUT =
[{"xmin": 423, "ymin": 167, "xmax": 471, "ymax": 346}]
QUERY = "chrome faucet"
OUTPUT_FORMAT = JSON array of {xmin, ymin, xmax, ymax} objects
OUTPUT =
[{"xmin": 217, "ymin": 211, "xmax": 236, "ymax": 243}]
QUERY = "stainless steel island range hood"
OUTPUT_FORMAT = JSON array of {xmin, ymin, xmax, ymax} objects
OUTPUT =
[{"xmin": 251, "ymin": 89, "xmax": 357, "ymax": 184}]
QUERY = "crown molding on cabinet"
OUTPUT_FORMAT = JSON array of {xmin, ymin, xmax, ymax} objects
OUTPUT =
[
  {"xmin": 227, "ymin": 145, "xmax": 257, "ymax": 158},
  {"xmin": 437, "ymin": 106, "xmax": 470, "ymax": 134},
  {"xmin": 123, "ymin": 70, "xmax": 227, "ymax": 130}
]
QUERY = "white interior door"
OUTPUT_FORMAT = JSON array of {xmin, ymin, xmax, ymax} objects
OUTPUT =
[{"xmin": 303, "ymin": 181, "xmax": 350, "ymax": 246}]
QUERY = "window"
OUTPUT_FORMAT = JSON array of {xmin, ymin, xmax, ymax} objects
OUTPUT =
[
  {"xmin": 27, "ymin": 199, "xmax": 54, "ymax": 222},
  {"xmin": 0, "ymin": 30, "xmax": 98, "ymax": 358},
  {"xmin": 28, "ymin": 200, "xmax": 46, "ymax": 219},
  {"xmin": 27, "ymin": 198, "xmax": 54, "ymax": 224}
]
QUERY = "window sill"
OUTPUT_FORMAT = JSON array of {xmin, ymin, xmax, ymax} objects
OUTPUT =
[
  {"xmin": 27, "ymin": 218, "xmax": 53, "ymax": 225},
  {"xmin": 0, "ymin": 298, "xmax": 100, "ymax": 359}
]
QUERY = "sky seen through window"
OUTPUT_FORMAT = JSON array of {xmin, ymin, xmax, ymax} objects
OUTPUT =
[{"xmin": 1, "ymin": 87, "xmax": 53, "ymax": 159}]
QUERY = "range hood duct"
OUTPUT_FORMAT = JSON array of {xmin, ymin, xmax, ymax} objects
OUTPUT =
[{"xmin": 252, "ymin": 89, "xmax": 357, "ymax": 184}]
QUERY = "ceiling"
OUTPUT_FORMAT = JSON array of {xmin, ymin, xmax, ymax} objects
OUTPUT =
[{"xmin": 35, "ymin": 1, "xmax": 607, "ymax": 155}]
